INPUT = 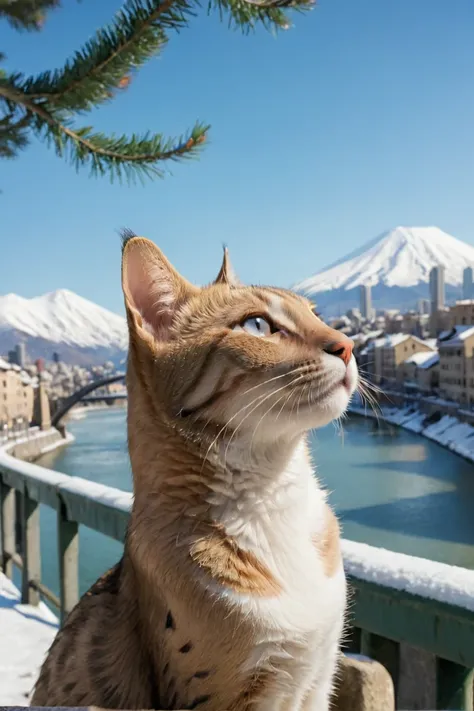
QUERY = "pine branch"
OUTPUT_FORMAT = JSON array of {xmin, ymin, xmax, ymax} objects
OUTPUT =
[
  {"xmin": 209, "ymin": 0, "xmax": 313, "ymax": 32},
  {"xmin": 18, "ymin": 0, "xmax": 188, "ymax": 112},
  {"xmin": 0, "ymin": 82, "xmax": 208, "ymax": 181},
  {"xmin": 0, "ymin": 0, "xmax": 314, "ymax": 183},
  {"xmin": 0, "ymin": 111, "xmax": 31, "ymax": 157},
  {"xmin": 12, "ymin": 0, "xmax": 312, "ymax": 114},
  {"xmin": 0, "ymin": 0, "xmax": 60, "ymax": 31}
]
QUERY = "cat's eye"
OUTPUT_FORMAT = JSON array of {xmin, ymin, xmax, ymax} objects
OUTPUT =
[{"xmin": 234, "ymin": 316, "xmax": 273, "ymax": 337}]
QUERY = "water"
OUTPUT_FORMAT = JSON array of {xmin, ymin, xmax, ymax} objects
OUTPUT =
[{"xmin": 34, "ymin": 407, "xmax": 474, "ymax": 602}]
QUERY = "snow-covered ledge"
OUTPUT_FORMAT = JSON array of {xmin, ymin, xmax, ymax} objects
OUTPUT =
[
  {"xmin": 2, "ymin": 442, "xmax": 474, "ymax": 612},
  {"xmin": 342, "ymin": 539, "xmax": 474, "ymax": 613}
]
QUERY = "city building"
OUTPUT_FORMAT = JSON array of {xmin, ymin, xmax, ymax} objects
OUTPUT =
[
  {"xmin": 463, "ymin": 267, "xmax": 473, "ymax": 300},
  {"xmin": 449, "ymin": 300, "xmax": 474, "ymax": 327},
  {"xmin": 385, "ymin": 313, "xmax": 403, "ymax": 334},
  {"xmin": 417, "ymin": 298, "xmax": 431, "ymax": 316},
  {"xmin": 361, "ymin": 334, "xmax": 434, "ymax": 385},
  {"xmin": 8, "ymin": 343, "xmax": 27, "ymax": 368},
  {"xmin": 0, "ymin": 357, "xmax": 34, "ymax": 428},
  {"xmin": 429, "ymin": 265, "xmax": 445, "ymax": 313},
  {"xmin": 399, "ymin": 351, "xmax": 440, "ymax": 394},
  {"xmin": 438, "ymin": 326, "xmax": 474, "ymax": 406},
  {"xmin": 429, "ymin": 306, "xmax": 451, "ymax": 338},
  {"xmin": 359, "ymin": 284, "xmax": 373, "ymax": 321}
]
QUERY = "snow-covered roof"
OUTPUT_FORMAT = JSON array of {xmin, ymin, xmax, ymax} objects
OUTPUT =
[
  {"xmin": 0, "ymin": 357, "xmax": 10, "ymax": 371},
  {"xmin": 361, "ymin": 336, "xmax": 387, "ymax": 353},
  {"xmin": 438, "ymin": 325, "xmax": 474, "ymax": 347},
  {"xmin": 404, "ymin": 351, "xmax": 439, "ymax": 369},
  {"xmin": 364, "ymin": 333, "xmax": 430, "ymax": 351}
]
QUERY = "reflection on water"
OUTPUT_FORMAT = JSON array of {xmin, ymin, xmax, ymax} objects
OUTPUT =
[{"xmin": 36, "ymin": 408, "xmax": 474, "ymax": 599}]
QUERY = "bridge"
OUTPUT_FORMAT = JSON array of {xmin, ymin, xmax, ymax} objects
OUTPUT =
[
  {"xmin": 81, "ymin": 393, "xmax": 127, "ymax": 403},
  {"xmin": 51, "ymin": 373, "xmax": 126, "ymax": 428}
]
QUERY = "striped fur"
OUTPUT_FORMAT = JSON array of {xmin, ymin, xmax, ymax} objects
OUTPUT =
[{"xmin": 31, "ymin": 237, "xmax": 358, "ymax": 711}]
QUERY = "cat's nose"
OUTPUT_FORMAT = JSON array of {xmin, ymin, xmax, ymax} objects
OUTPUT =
[{"xmin": 323, "ymin": 339, "xmax": 353, "ymax": 366}]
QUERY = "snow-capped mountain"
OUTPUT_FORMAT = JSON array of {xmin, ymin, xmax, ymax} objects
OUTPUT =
[
  {"xmin": 0, "ymin": 289, "xmax": 128, "ymax": 365},
  {"xmin": 294, "ymin": 227, "xmax": 474, "ymax": 316}
]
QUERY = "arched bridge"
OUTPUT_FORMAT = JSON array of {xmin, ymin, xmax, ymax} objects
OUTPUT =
[{"xmin": 51, "ymin": 373, "xmax": 126, "ymax": 428}]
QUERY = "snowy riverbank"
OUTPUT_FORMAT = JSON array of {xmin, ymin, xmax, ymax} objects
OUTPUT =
[
  {"xmin": 0, "ymin": 427, "xmax": 74, "ymax": 462},
  {"xmin": 349, "ymin": 402, "xmax": 474, "ymax": 463}
]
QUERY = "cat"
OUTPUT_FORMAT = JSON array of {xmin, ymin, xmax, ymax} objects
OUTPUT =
[{"xmin": 31, "ymin": 233, "xmax": 358, "ymax": 710}]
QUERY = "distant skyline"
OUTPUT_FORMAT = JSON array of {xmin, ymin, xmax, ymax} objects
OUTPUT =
[{"xmin": 1, "ymin": 0, "xmax": 473, "ymax": 315}]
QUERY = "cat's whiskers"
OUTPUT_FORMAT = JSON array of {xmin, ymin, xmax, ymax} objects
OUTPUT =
[
  {"xmin": 199, "ymin": 366, "xmax": 308, "ymax": 472},
  {"xmin": 248, "ymin": 389, "xmax": 294, "ymax": 455},
  {"xmin": 222, "ymin": 373, "xmax": 309, "ymax": 470}
]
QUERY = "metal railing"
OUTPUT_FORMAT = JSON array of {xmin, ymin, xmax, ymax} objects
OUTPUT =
[{"xmin": 1, "ymin": 445, "xmax": 474, "ymax": 709}]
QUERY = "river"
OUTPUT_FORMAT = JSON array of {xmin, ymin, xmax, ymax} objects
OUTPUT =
[{"xmin": 34, "ymin": 407, "xmax": 474, "ymax": 600}]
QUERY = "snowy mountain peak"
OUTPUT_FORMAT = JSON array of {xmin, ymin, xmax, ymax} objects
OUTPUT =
[
  {"xmin": 294, "ymin": 226, "xmax": 474, "ymax": 295},
  {"xmin": 0, "ymin": 288, "xmax": 128, "ymax": 351}
]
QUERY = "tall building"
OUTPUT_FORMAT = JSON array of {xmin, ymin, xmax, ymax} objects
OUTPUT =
[
  {"xmin": 359, "ymin": 284, "xmax": 373, "ymax": 320},
  {"xmin": 463, "ymin": 267, "xmax": 473, "ymax": 300},
  {"xmin": 16, "ymin": 343, "xmax": 26, "ymax": 368},
  {"xmin": 8, "ymin": 343, "xmax": 26, "ymax": 368},
  {"xmin": 417, "ymin": 298, "xmax": 430, "ymax": 315},
  {"xmin": 429, "ymin": 266, "xmax": 445, "ymax": 313}
]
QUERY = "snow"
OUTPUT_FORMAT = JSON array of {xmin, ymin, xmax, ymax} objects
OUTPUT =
[
  {"xmin": 361, "ymin": 333, "xmax": 431, "ymax": 353},
  {"xmin": 0, "ymin": 572, "xmax": 58, "ymax": 705},
  {"xmin": 294, "ymin": 226, "xmax": 474, "ymax": 295},
  {"xmin": 60, "ymin": 476, "xmax": 132, "ymax": 512},
  {"xmin": 0, "ymin": 442, "xmax": 132, "ymax": 511},
  {"xmin": 404, "ymin": 351, "xmax": 439, "ymax": 368},
  {"xmin": 438, "ymin": 325, "xmax": 474, "ymax": 346},
  {"xmin": 0, "ymin": 288, "xmax": 128, "ymax": 350},
  {"xmin": 342, "ymin": 539, "xmax": 474, "ymax": 612},
  {"xmin": 349, "ymin": 401, "xmax": 474, "ymax": 460}
]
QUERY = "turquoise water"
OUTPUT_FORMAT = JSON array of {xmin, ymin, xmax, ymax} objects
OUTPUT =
[{"xmin": 35, "ymin": 408, "xmax": 474, "ymax": 601}]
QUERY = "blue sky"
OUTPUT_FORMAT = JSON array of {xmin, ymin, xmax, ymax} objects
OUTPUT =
[{"xmin": 1, "ymin": 0, "xmax": 473, "ymax": 314}]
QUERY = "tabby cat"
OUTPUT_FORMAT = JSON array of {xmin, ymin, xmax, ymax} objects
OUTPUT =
[{"xmin": 31, "ymin": 233, "xmax": 358, "ymax": 710}]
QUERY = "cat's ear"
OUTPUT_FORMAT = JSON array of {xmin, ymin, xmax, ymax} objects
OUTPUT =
[
  {"xmin": 121, "ymin": 232, "xmax": 197, "ymax": 342},
  {"xmin": 214, "ymin": 246, "xmax": 240, "ymax": 287}
]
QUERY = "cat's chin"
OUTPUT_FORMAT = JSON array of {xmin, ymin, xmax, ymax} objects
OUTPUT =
[
  {"xmin": 293, "ymin": 362, "xmax": 358, "ymax": 431},
  {"xmin": 288, "ymin": 383, "xmax": 352, "ymax": 432}
]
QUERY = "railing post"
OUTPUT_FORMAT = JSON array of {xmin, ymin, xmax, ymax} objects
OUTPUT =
[
  {"xmin": 437, "ymin": 659, "xmax": 474, "ymax": 710},
  {"xmin": 0, "ymin": 478, "xmax": 15, "ymax": 578},
  {"xmin": 20, "ymin": 489, "xmax": 41, "ymax": 605},
  {"xmin": 360, "ymin": 631, "xmax": 400, "ymax": 698},
  {"xmin": 57, "ymin": 498, "xmax": 79, "ymax": 625}
]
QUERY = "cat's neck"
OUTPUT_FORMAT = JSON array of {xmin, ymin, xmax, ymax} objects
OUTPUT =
[{"xmin": 206, "ymin": 435, "xmax": 316, "ymax": 542}]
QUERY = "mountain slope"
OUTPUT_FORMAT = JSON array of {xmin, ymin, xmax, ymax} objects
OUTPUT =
[
  {"xmin": 0, "ymin": 289, "xmax": 128, "ymax": 364},
  {"xmin": 294, "ymin": 227, "xmax": 474, "ymax": 316}
]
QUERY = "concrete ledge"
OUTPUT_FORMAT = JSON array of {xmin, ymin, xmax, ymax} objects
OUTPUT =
[{"xmin": 332, "ymin": 653, "xmax": 395, "ymax": 711}]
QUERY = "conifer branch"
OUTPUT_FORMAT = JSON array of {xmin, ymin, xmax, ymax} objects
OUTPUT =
[
  {"xmin": 0, "ymin": 111, "xmax": 30, "ymax": 157},
  {"xmin": 0, "ymin": 82, "xmax": 208, "ymax": 180},
  {"xmin": 18, "ymin": 0, "xmax": 187, "ymax": 112},
  {"xmin": 0, "ymin": 0, "xmax": 60, "ymax": 31},
  {"xmin": 0, "ymin": 0, "xmax": 313, "ymax": 183}
]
